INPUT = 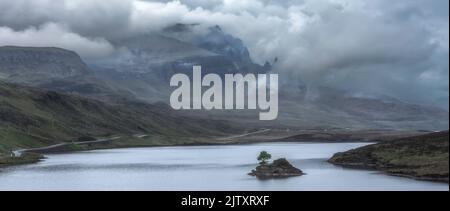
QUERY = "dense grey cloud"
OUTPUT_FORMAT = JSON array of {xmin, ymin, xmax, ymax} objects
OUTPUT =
[
  {"xmin": 0, "ymin": 0, "xmax": 448, "ymax": 108},
  {"xmin": 0, "ymin": 23, "xmax": 115, "ymax": 58}
]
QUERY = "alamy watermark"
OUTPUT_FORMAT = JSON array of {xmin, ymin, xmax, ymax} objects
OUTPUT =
[{"xmin": 170, "ymin": 66, "xmax": 279, "ymax": 120}]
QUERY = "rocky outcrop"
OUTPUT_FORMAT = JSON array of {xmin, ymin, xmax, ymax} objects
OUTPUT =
[{"xmin": 249, "ymin": 158, "xmax": 304, "ymax": 179}]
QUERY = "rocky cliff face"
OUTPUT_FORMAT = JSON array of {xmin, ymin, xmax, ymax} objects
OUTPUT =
[
  {"xmin": 86, "ymin": 29, "xmax": 271, "ymax": 103},
  {"xmin": 0, "ymin": 46, "xmax": 89, "ymax": 84},
  {"xmin": 192, "ymin": 25, "xmax": 254, "ymax": 65},
  {"xmin": 0, "ymin": 46, "xmax": 137, "ymax": 103}
]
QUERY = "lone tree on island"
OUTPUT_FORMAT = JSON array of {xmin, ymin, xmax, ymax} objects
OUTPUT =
[{"xmin": 257, "ymin": 151, "xmax": 272, "ymax": 164}]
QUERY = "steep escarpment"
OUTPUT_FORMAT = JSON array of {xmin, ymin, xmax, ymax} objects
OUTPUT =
[
  {"xmin": 0, "ymin": 46, "xmax": 136, "ymax": 103},
  {"xmin": 0, "ymin": 46, "xmax": 88, "ymax": 82}
]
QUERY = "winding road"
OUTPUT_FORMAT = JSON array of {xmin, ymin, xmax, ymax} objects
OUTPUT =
[
  {"xmin": 13, "ymin": 136, "xmax": 122, "ymax": 157},
  {"xmin": 12, "ymin": 130, "xmax": 272, "ymax": 157},
  {"xmin": 218, "ymin": 129, "xmax": 271, "ymax": 141}
]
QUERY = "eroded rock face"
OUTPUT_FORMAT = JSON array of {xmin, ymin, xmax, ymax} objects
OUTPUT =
[
  {"xmin": 249, "ymin": 158, "xmax": 304, "ymax": 179},
  {"xmin": 0, "ymin": 46, "xmax": 89, "ymax": 83}
]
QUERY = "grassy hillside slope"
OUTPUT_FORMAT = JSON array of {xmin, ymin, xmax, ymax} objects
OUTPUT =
[
  {"xmin": 329, "ymin": 131, "xmax": 449, "ymax": 182},
  {"xmin": 0, "ymin": 82, "xmax": 236, "ymax": 154}
]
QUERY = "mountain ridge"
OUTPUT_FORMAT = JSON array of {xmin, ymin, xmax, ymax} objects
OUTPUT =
[
  {"xmin": 0, "ymin": 81, "xmax": 238, "ymax": 154},
  {"xmin": 1, "ymin": 26, "xmax": 448, "ymax": 131}
]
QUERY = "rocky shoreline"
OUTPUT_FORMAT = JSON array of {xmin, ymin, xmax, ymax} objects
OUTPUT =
[
  {"xmin": 329, "ymin": 131, "xmax": 449, "ymax": 183},
  {"xmin": 249, "ymin": 158, "xmax": 304, "ymax": 179},
  {"xmin": 0, "ymin": 152, "xmax": 45, "ymax": 168}
]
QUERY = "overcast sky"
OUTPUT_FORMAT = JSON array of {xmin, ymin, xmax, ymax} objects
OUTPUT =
[{"xmin": 0, "ymin": 0, "xmax": 448, "ymax": 108}]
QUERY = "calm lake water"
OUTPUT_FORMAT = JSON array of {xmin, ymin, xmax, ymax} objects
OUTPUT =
[{"xmin": 0, "ymin": 142, "xmax": 448, "ymax": 191}]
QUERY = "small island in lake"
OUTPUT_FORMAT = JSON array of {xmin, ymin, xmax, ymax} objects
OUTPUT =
[{"xmin": 249, "ymin": 151, "xmax": 304, "ymax": 179}]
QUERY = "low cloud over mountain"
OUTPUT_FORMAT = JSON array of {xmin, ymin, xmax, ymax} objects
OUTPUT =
[{"xmin": 0, "ymin": 0, "xmax": 448, "ymax": 108}]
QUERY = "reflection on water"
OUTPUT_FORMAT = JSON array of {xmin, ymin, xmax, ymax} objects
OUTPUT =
[{"xmin": 0, "ymin": 142, "xmax": 448, "ymax": 191}]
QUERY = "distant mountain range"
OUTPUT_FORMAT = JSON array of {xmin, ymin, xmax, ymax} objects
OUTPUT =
[{"xmin": 0, "ymin": 24, "xmax": 448, "ymax": 133}]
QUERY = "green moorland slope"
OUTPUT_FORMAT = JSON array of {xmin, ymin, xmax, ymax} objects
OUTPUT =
[
  {"xmin": 0, "ymin": 81, "xmax": 236, "ymax": 161},
  {"xmin": 329, "ymin": 131, "xmax": 449, "ymax": 182}
]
